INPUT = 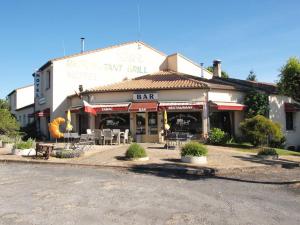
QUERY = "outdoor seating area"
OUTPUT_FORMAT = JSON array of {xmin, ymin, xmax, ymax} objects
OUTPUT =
[{"xmin": 63, "ymin": 128, "xmax": 130, "ymax": 148}]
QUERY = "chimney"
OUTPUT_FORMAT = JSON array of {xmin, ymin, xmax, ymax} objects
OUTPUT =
[
  {"xmin": 200, "ymin": 63, "xmax": 204, "ymax": 78},
  {"xmin": 80, "ymin": 37, "xmax": 85, "ymax": 53},
  {"xmin": 213, "ymin": 60, "xmax": 222, "ymax": 77}
]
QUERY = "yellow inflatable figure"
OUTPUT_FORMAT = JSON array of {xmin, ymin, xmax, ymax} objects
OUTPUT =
[{"xmin": 48, "ymin": 117, "xmax": 65, "ymax": 139}]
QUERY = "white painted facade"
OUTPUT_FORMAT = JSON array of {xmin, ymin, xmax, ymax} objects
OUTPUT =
[
  {"xmin": 269, "ymin": 95, "xmax": 300, "ymax": 147},
  {"xmin": 34, "ymin": 41, "xmax": 212, "ymax": 137},
  {"xmin": 23, "ymin": 40, "xmax": 299, "ymax": 148},
  {"xmin": 7, "ymin": 85, "xmax": 34, "ymax": 127}
]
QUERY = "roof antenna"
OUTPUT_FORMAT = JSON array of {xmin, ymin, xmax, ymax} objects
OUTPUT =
[{"xmin": 137, "ymin": 1, "xmax": 142, "ymax": 49}]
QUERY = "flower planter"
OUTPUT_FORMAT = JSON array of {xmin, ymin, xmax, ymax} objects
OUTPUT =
[
  {"xmin": 257, "ymin": 155, "xmax": 278, "ymax": 160},
  {"xmin": 3, "ymin": 143, "xmax": 14, "ymax": 152},
  {"xmin": 14, "ymin": 148, "xmax": 36, "ymax": 156},
  {"xmin": 181, "ymin": 156, "xmax": 207, "ymax": 165},
  {"xmin": 128, "ymin": 156, "xmax": 149, "ymax": 161}
]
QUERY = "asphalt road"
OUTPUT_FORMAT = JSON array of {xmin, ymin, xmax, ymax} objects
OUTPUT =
[{"xmin": 0, "ymin": 163, "xmax": 299, "ymax": 225}]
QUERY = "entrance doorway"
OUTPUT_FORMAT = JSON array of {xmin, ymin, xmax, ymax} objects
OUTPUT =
[
  {"xmin": 209, "ymin": 111, "xmax": 233, "ymax": 135},
  {"xmin": 78, "ymin": 114, "xmax": 89, "ymax": 134}
]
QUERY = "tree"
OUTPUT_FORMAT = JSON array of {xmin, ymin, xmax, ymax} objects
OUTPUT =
[
  {"xmin": 0, "ymin": 99, "xmax": 9, "ymax": 110},
  {"xmin": 246, "ymin": 70, "xmax": 257, "ymax": 81},
  {"xmin": 0, "ymin": 108, "xmax": 20, "ymax": 136},
  {"xmin": 206, "ymin": 66, "xmax": 229, "ymax": 78},
  {"xmin": 277, "ymin": 57, "xmax": 300, "ymax": 102},
  {"xmin": 244, "ymin": 89, "xmax": 269, "ymax": 118},
  {"xmin": 240, "ymin": 115, "xmax": 283, "ymax": 147}
]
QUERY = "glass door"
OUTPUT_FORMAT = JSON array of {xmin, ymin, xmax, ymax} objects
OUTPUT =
[{"xmin": 136, "ymin": 113, "xmax": 146, "ymax": 135}]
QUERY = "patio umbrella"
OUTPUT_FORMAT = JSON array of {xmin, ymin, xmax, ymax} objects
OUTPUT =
[
  {"xmin": 164, "ymin": 110, "xmax": 170, "ymax": 130},
  {"xmin": 65, "ymin": 109, "xmax": 73, "ymax": 149},
  {"xmin": 66, "ymin": 109, "xmax": 73, "ymax": 132}
]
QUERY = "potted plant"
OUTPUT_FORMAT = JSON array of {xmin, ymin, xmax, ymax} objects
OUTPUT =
[
  {"xmin": 181, "ymin": 141, "xmax": 208, "ymax": 165},
  {"xmin": 257, "ymin": 147, "xmax": 278, "ymax": 160},
  {"xmin": 125, "ymin": 143, "xmax": 148, "ymax": 161},
  {"xmin": 13, "ymin": 138, "xmax": 36, "ymax": 156},
  {"xmin": 1, "ymin": 135, "xmax": 15, "ymax": 152}
]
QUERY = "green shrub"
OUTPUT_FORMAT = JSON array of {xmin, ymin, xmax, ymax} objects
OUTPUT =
[
  {"xmin": 257, "ymin": 147, "xmax": 278, "ymax": 156},
  {"xmin": 125, "ymin": 143, "xmax": 147, "ymax": 159},
  {"xmin": 269, "ymin": 136, "xmax": 286, "ymax": 148},
  {"xmin": 207, "ymin": 128, "xmax": 229, "ymax": 145},
  {"xmin": 181, "ymin": 141, "xmax": 208, "ymax": 157},
  {"xmin": 240, "ymin": 115, "xmax": 284, "ymax": 147},
  {"xmin": 55, "ymin": 149, "xmax": 83, "ymax": 158},
  {"xmin": 15, "ymin": 138, "xmax": 35, "ymax": 149}
]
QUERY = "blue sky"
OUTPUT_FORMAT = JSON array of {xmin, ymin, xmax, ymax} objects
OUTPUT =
[{"xmin": 0, "ymin": 0, "xmax": 299, "ymax": 98}]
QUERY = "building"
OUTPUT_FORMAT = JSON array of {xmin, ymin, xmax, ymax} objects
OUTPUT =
[
  {"xmin": 7, "ymin": 85, "xmax": 34, "ymax": 127},
  {"xmin": 33, "ymin": 41, "xmax": 212, "ymax": 138},
  {"xmin": 33, "ymin": 41, "xmax": 299, "ymax": 148}
]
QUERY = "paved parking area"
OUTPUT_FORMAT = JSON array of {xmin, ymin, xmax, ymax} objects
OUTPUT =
[
  {"xmin": 0, "ymin": 163, "xmax": 299, "ymax": 225},
  {"xmin": 1, "ymin": 144, "xmax": 300, "ymax": 171}
]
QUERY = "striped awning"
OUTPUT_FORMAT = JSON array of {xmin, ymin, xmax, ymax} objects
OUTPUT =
[
  {"xmin": 129, "ymin": 102, "xmax": 158, "ymax": 112},
  {"xmin": 159, "ymin": 102, "xmax": 203, "ymax": 111},
  {"xmin": 210, "ymin": 102, "xmax": 247, "ymax": 111}
]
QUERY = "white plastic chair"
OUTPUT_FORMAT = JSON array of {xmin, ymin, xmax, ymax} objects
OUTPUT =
[
  {"xmin": 121, "ymin": 129, "xmax": 129, "ymax": 144},
  {"xmin": 103, "ymin": 129, "xmax": 113, "ymax": 145}
]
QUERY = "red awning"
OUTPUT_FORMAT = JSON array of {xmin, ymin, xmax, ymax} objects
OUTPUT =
[
  {"xmin": 36, "ymin": 108, "xmax": 50, "ymax": 117},
  {"xmin": 159, "ymin": 102, "xmax": 203, "ymax": 111},
  {"xmin": 93, "ymin": 103, "xmax": 130, "ymax": 113},
  {"xmin": 210, "ymin": 102, "xmax": 246, "ymax": 111},
  {"xmin": 70, "ymin": 103, "xmax": 130, "ymax": 114},
  {"xmin": 129, "ymin": 102, "xmax": 158, "ymax": 112},
  {"xmin": 285, "ymin": 103, "xmax": 300, "ymax": 112}
]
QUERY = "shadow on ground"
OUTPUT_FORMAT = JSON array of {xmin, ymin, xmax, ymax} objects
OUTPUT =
[
  {"xmin": 233, "ymin": 155, "xmax": 300, "ymax": 169},
  {"xmin": 127, "ymin": 162, "xmax": 300, "ymax": 185}
]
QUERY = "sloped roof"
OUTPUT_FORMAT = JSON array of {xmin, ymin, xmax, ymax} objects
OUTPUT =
[
  {"xmin": 85, "ymin": 71, "xmax": 209, "ymax": 93},
  {"xmin": 212, "ymin": 77, "xmax": 278, "ymax": 94}
]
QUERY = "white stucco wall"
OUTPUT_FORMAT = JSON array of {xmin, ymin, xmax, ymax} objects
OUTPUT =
[
  {"xmin": 34, "ymin": 65, "xmax": 53, "ymax": 112},
  {"xmin": 233, "ymin": 111, "xmax": 244, "ymax": 137},
  {"xmin": 269, "ymin": 95, "xmax": 300, "ymax": 148},
  {"xmin": 15, "ymin": 106, "xmax": 34, "ymax": 127},
  {"xmin": 208, "ymin": 90, "xmax": 245, "ymax": 103},
  {"xmin": 15, "ymin": 85, "xmax": 34, "ymax": 110},
  {"xmin": 167, "ymin": 53, "xmax": 212, "ymax": 79},
  {"xmin": 51, "ymin": 42, "xmax": 167, "ymax": 119},
  {"xmin": 70, "ymin": 89, "xmax": 206, "ymax": 107}
]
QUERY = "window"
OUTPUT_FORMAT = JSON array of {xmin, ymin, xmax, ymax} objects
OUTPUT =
[
  {"xmin": 286, "ymin": 112, "xmax": 294, "ymax": 130},
  {"xmin": 19, "ymin": 115, "xmax": 22, "ymax": 123},
  {"xmin": 98, "ymin": 113, "xmax": 130, "ymax": 131},
  {"xmin": 168, "ymin": 112, "xmax": 202, "ymax": 135},
  {"xmin": 45, "ymin": 71, "xmax": 51, "ymax": 90},
  {"xmin": 148, "ymin": 112, "xmax": 158, "ymax": 135}
]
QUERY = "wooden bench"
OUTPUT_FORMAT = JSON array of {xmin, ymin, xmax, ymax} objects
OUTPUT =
[{"xmin": 36, "ymin": 143, "xmax": 55, "ymax": 160}]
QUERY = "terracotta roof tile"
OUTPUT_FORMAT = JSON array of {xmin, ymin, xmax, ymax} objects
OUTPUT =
[{"xmin": 86, "ymin": 71, "xmax": 208, "ymax": 93}]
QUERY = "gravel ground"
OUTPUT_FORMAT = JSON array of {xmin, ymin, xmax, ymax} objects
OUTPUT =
[{"xmin": 0, "ymin": 163, "xmax": 299, "ymax": 225}]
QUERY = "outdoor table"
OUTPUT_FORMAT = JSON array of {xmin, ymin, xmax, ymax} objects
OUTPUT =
[{"xmin": 36, "ymin": 143, "xmax": 55, "ymax": 160}]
